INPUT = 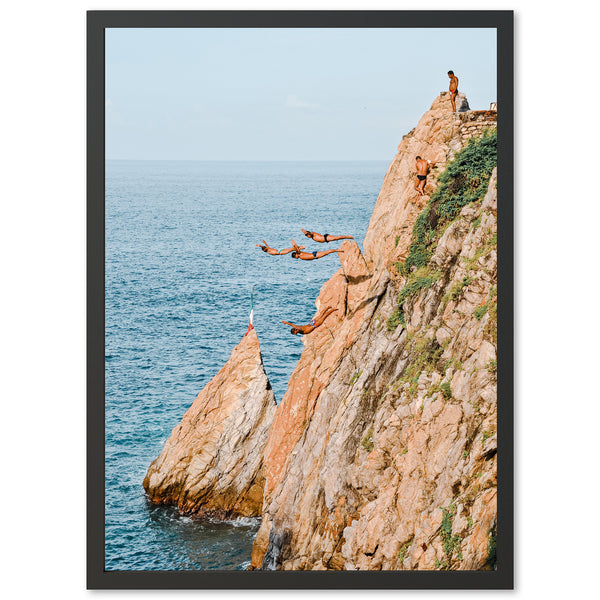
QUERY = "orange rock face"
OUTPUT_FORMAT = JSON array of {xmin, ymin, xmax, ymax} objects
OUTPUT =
[
  {"xmin": 252, "ymin": 95, "xmax": 498, "ymax": 571},
  {"xmin": 143, "ymin": 329, "xmax": 276, "ymax": 518}
]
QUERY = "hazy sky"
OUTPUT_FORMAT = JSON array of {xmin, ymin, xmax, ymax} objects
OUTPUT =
[{"xmin": 106, "ymin": 28, "xmax": 496, "ymax": 161}]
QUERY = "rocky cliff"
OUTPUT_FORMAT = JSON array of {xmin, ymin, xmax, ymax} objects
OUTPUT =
[
  {"xmin": 251, "ymin": 92, "xmax": 498, "ymax": 571},
  {"xmin": 143, "ymin": 329, "xmax": 276, "ymax": 518}
]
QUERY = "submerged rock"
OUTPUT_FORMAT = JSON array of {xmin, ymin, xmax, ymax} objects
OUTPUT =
[{"xmin": 143, "ymin": 329, "xmax": 276, "ymax": 518}]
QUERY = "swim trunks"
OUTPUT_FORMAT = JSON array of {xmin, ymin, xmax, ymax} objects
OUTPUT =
[
  {"xmin": 323, "ymin": 233, "xmax": 329, "ymax": 242},
  {"xmin": 309, "ymin": 319, "xmax": 316, "ymax": 327},
  {"xmin": 417, "ymin": 175, "xmax": 426, "ymax": 181},
  {"xmin": 312, "ymin": 251, "xmax": 318, "ymax": 258}
]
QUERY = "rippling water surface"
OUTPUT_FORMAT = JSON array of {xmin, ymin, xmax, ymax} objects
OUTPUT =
[{"xmin": 105, "ymin": 160, "xmax": 387, "ymax": 570}]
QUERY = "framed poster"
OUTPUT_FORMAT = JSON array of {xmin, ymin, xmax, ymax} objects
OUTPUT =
[{"xmin": 88, "ymin": 10, "xmax": 513, "ymax": 589}]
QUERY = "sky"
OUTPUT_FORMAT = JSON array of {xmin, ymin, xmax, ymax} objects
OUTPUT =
[{"xmin": 106, "ymin": 28, "xmax": 496, "ymax": 161}]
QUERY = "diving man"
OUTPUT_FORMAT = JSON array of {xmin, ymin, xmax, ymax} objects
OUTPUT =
[{"xmin": 282, "ymin": 307, "xmax": 338, "ymax": 335}]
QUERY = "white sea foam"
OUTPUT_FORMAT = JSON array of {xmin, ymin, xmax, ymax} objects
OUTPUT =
[{"xmin": 227, "ymin": 516, "xmax": 261, "ymax": 528}]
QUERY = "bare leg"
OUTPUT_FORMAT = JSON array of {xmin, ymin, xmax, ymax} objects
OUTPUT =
[
  {"xmin": 313, "ymin": 308, "xmax": 337, "ymax": 327},
  {"xmin": 419, "ymin": 178, "xmax": 426, "ymax": 195},
  {"xmin": 325, "ymin": 235, "xmax": 354, "ymax": 241},
  {"xmin": 415, "ymin": 179, "xmax": 422, "ymax": 196},
  {"xmin": 315, "ymin": 249, "xmax": 342, "ymax": 258},
  {"xmin": 450, "ymin": 92, "xmax": 457, "ymax": 112}
]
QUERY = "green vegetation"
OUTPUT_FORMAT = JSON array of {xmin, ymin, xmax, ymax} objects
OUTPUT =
[
  {"xmin": 486, "ymin": 359, "xmax": 497, "ymax": 374},
  {"xmin": 474, "ymin": 304, "xmax": 488, "ymax": 320},
  {"xmin": 470, "ymin": 286, "xmax": 498, "ymax": 342},
  {"xmin": 482, "ymin": 429, "xmax": 495, "ymax": 444},
  {"xmin": 472, "ymin": 215, "xmax": 482, "ymax": 229},
  {"xmin": 394, "ymin": 260, "xmax": 407, "ymax": 276},
  {"xmin": 467, "ymin": 516, "xmax": 473, "ymax": 529},
  {"xmin": 395, "ymin": 335, "xmax": 444, "ymax": 398},
  {"xmin": 403, "ymin": 207, "xmax": 436, "ymax": 272},
  {"xmin": 440, "ymin": 503, "xmax": 463, "ymax": 565},
  {"xmin": 395, "ymin": 235, "xmax": 400, "ymax": 247},
  {"xmin": 442, "ymin": 276, "xmax": 472, "ymax": 308},
  {"xmin": 443, "ymin": 358, "xmax": 454, "ymax": 372},
  {"xmin": 463, "ymin": 231, "xmax": 497, "ymax": 271},
  {"xmin": 474, "ymin": 285, "xmax": 497, "ymax": 322},
  {"xmin": 386, "ymin": 307, "xmax": 405, "ymax": 331},
  {"xmin": 388, "ymin": 131, "xmax": 497, "ymax": 331},
  {"xmin": 486, "ymin": 530, "xmax": 497, "ymax": 569},
  {"xmin": 361, "ymin": 428, "xmax": 374, "ymax": 452},
  {"xmin": 349, "ymin": 370, "xmax": 362, "ymax": 385},
  {"xmin": 397, "ymin": 542, "xmax": 411, "ymax": 562},
  {"xmin": 398, "ymin": 267, "xmax": 443, "ymax": 305},
  {"xmin": 404, "ymin": 130, "xmax": 497, "ymax": 273},
  {"xmin": 388, "ymin": 267, "xmax": 442, "ymax": 331},
  {"xmin": 440, "ymin": 381, "xmax": 452, "ymax": 399},
  {"xmin": 425, "ymin": 383, "xmax": 439, "ymax": 398}
]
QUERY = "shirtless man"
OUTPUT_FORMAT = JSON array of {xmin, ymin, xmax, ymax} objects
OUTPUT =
[
  {"xmin": 256, "ymin": 239, "xmax": 305, "ymax": 255},
  {"xmin": 282, "ymin": 307, "xmax": 337, "ymax": 336},
  {"xmin": 414, "ymin": 156, "xmax": 435, "ymax": 196},
  {"xmin": 448, "ymin": 70, "xmax": 459, "ymax": 112},
  {"xmin": 301, "ymin": 229, "xmax": 354, "ymax": 243},
  {"xmin": 289, "ymin": 238, "xmax": 343, "ymax": 261}
]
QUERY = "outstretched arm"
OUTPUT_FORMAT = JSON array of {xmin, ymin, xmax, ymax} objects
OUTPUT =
[
  {"xmin": 256, "ymin": 239, "xmax": 283, "ymax": 254},
  {"xmin": 282, "ymin": 320, "xmax": 299, "ymax": 328},
  {"xmin": 257, "ymin": 239, "xmax": 274, "ymax": 250},
  {"xmin": 279, "ymin": 245, "xmax": 305, "ymax": 255}
]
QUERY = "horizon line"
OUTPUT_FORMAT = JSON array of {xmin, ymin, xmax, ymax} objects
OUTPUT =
[{"xmin": 105, "ymin": 158, "xmax": 390, "ymax": 163}]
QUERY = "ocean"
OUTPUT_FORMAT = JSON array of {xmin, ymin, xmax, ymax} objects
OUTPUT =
[{"xmin": 105, "ymin": 160, "xmax": 387, "ymax": 570}]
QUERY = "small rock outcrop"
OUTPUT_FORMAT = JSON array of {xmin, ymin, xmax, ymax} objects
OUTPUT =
[{"xmin": 143, "ymin": 329, "xmax": 276, "ymax": 518}]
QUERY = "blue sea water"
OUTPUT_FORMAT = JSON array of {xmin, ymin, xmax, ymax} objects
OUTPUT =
[{"xmin": 105, "ymin": 160, "xmax": 387, "ymax": 570}]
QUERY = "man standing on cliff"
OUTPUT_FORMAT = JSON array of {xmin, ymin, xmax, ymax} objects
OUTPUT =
[
  {"xmin": 414, "ymin": 156, "xmax": 435, "ymax": 196},
  {"xmin": 448, "ymin": 70, "xmax": 459, "ymax": 112}
]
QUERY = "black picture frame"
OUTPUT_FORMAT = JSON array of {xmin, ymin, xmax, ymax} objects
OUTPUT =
[{"xmin": 88, "ymin": 9, "xmax": 513, "ymax": 590}]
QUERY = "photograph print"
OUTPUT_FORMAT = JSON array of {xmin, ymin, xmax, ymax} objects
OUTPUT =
[{"xmin": 91, "ymin": 10, "xmax": 513, "ymax": 589}]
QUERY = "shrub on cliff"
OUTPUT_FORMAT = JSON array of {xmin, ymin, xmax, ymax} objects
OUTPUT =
[
  {"xmin": 402, "ymin": 130, "xmax": 497, "ymax": 273},
  {"xmin": 434, "ymin": 129, "xmax": 497, "ymax": 221},
  {"xmin": 387, "ymin": 267, "xmax": 442, "ymax": 330},
  {"xmin": 388, "ymin": 130, "xmax": 497, "ymax": 333}
]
